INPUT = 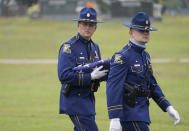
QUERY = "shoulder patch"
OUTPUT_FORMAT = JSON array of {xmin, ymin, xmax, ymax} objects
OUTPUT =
[
  {"xmin": 114, "ymin": 54, "xmax": 123, "ymax": 64},
  {"xmin": 62, "ymin": 44, "xmax": 71, "ymax": 54}
]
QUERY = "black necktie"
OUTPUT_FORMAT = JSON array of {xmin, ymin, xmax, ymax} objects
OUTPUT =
[{"xmin": 87, "ymin": 43, "xmax": 91, "ymax": 62}]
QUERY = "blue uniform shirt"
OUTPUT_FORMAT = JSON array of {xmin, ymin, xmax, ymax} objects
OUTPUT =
[
  {"xmin": 106, "ymin": 41, "xmax": 171, "ymax": 124},
  {"xmin": 58, "ymin": 33, "xmax": 101, "ymax": 116}
]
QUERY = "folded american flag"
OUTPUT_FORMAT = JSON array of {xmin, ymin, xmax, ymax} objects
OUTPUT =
[{"xmin": 73, "ymin": 59, "xmax": 111, "ymax": 73}]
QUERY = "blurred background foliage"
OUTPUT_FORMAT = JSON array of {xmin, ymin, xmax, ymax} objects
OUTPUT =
[{"xmin": 1, "ymin": 0, "xmax": 189, "ymax": 16}]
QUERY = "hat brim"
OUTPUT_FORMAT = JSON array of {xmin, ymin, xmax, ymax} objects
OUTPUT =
[
  {"xmin": 123, "ymin": 22, "xmax": 157, "ymax": 31},
  {"xmin": 72, "ymin": 19, "xmax": 104, "ymax": 23}
]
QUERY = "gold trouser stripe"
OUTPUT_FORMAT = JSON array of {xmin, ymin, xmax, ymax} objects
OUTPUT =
[
  {"xmin": 78, "ymin": 73, "xmax": 80, "ymax": 86},
  {"xmin": 132, "ymin": 121, "xmax": 140, "ymax": 131},
  {"xmin": 135, "ymin": 122, "xmax": 141, "ymax": 131},
  {"xmin": 74, "ymin": 115, "xmax": 85, "ymax": 131},
  {"xmin": 82, "ymin": 73, "xmax": 84, "ymax": 88}
]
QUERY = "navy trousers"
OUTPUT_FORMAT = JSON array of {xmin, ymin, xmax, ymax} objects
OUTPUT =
[
  {"xmin": 120, "ymin": 121, "xmax": 149, "ymax": 131},
  {"xmin": 69, "ymin": 115, "xmax": 99, "ymax": 131}
]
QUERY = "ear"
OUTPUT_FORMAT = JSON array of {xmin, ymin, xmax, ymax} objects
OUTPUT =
[
  {"xmin": 129, "ymin": 29, "xmax": 133, "ymax": 36},
  {"xmin": 94, "ymin": 24, "xmax": 97, "ymax": 30},
  {"xmin": 129, "ymin": 29, "xmax": 136, "ymax": 41},
  {"xmin": 77, "ymin": 22, "xmax": 80, "ymax": 28}
]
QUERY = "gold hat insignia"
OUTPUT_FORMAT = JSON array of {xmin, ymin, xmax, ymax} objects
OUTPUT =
[{"xmin": 87, "ymin": 13, "xmax": 90, "ymax": 17}]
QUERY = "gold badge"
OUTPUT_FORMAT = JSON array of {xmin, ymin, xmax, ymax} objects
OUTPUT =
[
  {"xmin": 63, "ymin": 44, "xmax": 71, "ymax": 54},
  {"xmin": 87, "ymin": 13, "xmax": 90, "ymax": 17},
  {"xmin": 114, "ymin": 54, "xmax": 123, "ymax": 64}
]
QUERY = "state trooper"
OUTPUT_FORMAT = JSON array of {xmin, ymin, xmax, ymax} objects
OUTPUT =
[
  {"xmin": 58, "ymin": 7, "xmax": 108, "ymax": 131},
  {"xmin": 106, "ymin": 12, "xmax": 180, "ymax": 131}
]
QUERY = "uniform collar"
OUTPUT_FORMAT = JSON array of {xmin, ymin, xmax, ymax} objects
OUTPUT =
[
  {"xmin": 129, "ymin": 40, "xmax": 146, "ymax": 52},
  {"xmin": 77, "ymin": 33, "xmax": 92, "ymax": 44}
]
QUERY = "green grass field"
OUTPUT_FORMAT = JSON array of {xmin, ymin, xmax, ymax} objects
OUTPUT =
[{"xmin": 0, "ymin": 15, "xmax": 189, "ymax": 131}]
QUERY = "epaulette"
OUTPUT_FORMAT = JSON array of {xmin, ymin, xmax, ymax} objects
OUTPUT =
[
  {"xmin": 59, "ymin": 35, "xmax": 79, "ymax": 54},
  {"xmin": 122, "ymin": 42, "xmax": 132, "ymax": 54},
  {"xmin": 69, "ymin": 35, "xmax": 80, "ymax": 45}
]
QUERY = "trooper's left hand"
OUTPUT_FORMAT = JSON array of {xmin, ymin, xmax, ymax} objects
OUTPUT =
[
  {"xmin": 109, "ymin": 118, "xmax": 121, "ymax": 131},
  {"xmin": 166, "ymin": 106, "xmax": 180, "ymax": 125}
]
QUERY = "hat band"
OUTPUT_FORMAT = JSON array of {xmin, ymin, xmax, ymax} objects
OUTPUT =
[
  {"xmin": 79, "ymin": 19, "xmax": 97, "ymax": 22},
  {"xmin": 132, "ymin": 24, "xmax": 151, "ymax": 30}
]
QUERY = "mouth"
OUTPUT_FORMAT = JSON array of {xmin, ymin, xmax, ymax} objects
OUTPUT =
[
  {"xmin": 85, "ymin": 31, "xmax": 91, "ymax": 34},
  {"xmin": 144, "ymin": 36, "xmax": 149, "ymax": 39}
]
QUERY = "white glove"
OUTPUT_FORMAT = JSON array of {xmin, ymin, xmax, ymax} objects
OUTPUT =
[
  {"xmin": 109, "ymin": 118, "xmax": 121, "ymax": 131},
  {"xmin": 91, "ymin": 66, "xmax": 108, "ymax": 80},
  {"xmin": 166, "ymin": 106, "xmax": 180, "ymax": 125}
]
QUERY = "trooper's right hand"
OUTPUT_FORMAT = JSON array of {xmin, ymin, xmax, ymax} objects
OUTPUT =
[{"xmin": 91, "ymin": 66, "xmax": 108, "ymax": 80}]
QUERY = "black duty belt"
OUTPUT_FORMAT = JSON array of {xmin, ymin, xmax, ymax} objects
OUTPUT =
[
  {"xmin": 135, "ymin": 86, "xmax": 154, "ymax": 98},
  {"xmin": 123, "ymin": 83, "xmax": 155, "ymax": 107}
]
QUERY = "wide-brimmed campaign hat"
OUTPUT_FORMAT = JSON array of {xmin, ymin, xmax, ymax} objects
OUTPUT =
[
  {"xmin": 72, "ymin": 7, "xmax": 104, "ymax": 23},
  {"xmin": 123, "ymin": 12, "xmax": 157, "ymax": 31}
]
